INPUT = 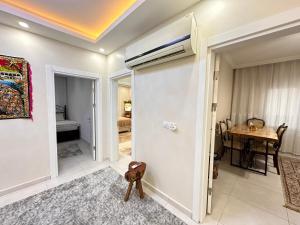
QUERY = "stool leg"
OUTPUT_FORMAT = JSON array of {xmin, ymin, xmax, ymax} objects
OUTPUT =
[
  {"xmin": 124, "ymin": 181, "xmax": 133, "ymax": 202},
  {"xmin": 137, "ymin": 179, "xmax": 144, "ymax": 199}
]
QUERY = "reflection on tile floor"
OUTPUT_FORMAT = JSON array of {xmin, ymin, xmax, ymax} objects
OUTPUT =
[
  {"xmin": 119, "ymin": 132, "xmax": 132, "ymax": 157},
  {"xmin": 204, "ymin": 152, "xmax": 300, "ymax": 225},
  {"xmin": 57, "ymin": 139, "xmax": 95, "ymax": 176}
]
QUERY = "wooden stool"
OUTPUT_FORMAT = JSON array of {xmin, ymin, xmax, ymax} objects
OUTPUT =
[{"xmin": 124, "ymin": 161, "xmax": 146, "ymax": 202}]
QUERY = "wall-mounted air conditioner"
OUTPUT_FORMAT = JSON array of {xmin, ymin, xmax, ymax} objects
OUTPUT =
[{"xmin": 125, "ymin": 14, "xmax": 197, "ymax": 70}]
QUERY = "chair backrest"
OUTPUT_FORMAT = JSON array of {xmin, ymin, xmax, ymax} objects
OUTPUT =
[
  {"xmin": 247, "ymin": 118, "xmax": 265, "ymax": 128},
  {"xmin": 219, "ymin": 121, "xmax": 227, "ymax": 142},
  {"xmin": 276, "ymin": 123, "xmax": 286, "ymax": 135},
  {"xmin": 274, "ymin": 125, "xmax": 288, "ymax": 150},
  {"xmin": 226, "ymin": 118, "xmax": 232, "ymax": 130}
]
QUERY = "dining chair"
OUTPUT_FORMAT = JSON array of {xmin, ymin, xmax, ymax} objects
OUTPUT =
[
  {"xmin": 251, "ymin": 125, "xmax": 288, "ymax": 175},
  {"xmin": 276, "ymin": 123, "xmax": 286, "ymax": 134},
  {"xmin": 226, "ymin": 118, "xmax": 233, "ymax": 130},
  {"xmin": 247, "ymin": 117, "xmax": 265, "ymax": 128},
  {"xmin": 219, "ymin": 121, "xmax": 243, "ymax": 161}
]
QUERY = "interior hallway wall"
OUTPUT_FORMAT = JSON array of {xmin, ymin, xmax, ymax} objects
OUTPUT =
[
  {"xmin": 135, "ymin": 56, "xmax": 198, "ymax": 210},
  {"xmin": 0, "ymin": 24, "xmax": 106, "ymax": 193},
  {"xmin": 67, "ymin": 77, "xmax": 93, "ymax": 144},
  {"xmin": 54, "ymin": 76, "xmax": 67, "ymax": 107}
]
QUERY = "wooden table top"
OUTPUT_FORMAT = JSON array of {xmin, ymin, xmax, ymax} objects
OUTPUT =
[{"xmin": 228, "ymin": 125, "xmax": 278, "ymax": 141}]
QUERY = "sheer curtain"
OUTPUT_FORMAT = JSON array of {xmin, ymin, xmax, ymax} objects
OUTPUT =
[{"xmin": 231, "ymin": 59, "xmax": 300, "ymax": 155}]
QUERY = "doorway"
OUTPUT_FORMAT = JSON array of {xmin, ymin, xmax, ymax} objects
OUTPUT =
[
  {"xmin": 54, "ymin": 74, "xmax": 96, "ymax": 176},
  {"xmin": 46, "ymin": 66, "xmax": 102, "ymax": 178},
  {"xmin": 203, "ymin": 29, "xmax": 300, "ymax": 224},
  {"xmin": 109, "ymin": 70, "xmax": 135, "ymax": 172}
]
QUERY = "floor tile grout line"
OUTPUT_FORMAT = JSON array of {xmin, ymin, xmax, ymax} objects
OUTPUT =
[
  {"xmin": 216, "ymin": 193, "xmax": 231, "ymax": 224},
  {"xmin": 229, "ymin": 194, "xmax": 289, "ymax": 221},
  {"xmin": 229, "ymin": 177, "xmax": 287, "ymax": 220},
  {"xmin": 236, "ymin": 176, "xmax": 283, "ymax": 195}
]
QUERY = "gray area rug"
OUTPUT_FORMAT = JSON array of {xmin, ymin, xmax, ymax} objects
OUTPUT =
[
  {"xmin": 57, "ymin": 143, "xmax": 83, "ymax": 159},
  {"xmin": 0, "ymin": 167, "xmax": 186, "ymax": 225}
]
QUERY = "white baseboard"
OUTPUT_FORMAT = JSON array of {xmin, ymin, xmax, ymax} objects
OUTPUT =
[
  {"xmin": 142, "ymin": 180, "xmax": 192, "ymax": 217},
  {"xmin": 0, "ymin": 176, "xmax": 50, "ymax": 197}
]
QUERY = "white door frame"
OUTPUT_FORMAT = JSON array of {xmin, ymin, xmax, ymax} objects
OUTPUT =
[
  {"xmin": 46, "ymin": 65, "xmax": 103, "ymax": 178},
  {"xmin": 192, "ymin": 8, "xmax": 300, "ymax": 223},
  {"xmin": 108, "ymin": 69, "xmax": 135, "ymax": 162}
]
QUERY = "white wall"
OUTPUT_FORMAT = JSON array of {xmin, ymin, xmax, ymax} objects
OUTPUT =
[
  {"xmin": 118, "ymin": 86, "xmax": 131, "ymax": 117},
  {"xmin": 135, "ymin": 56, "xmax": 198, "ymax": 210},
  {"xmin": 0, "ymin": 24, "xmax": 106, "ymax": 192},
  {"xmin": 107, "ymin": 0, "xmax": 300, "ymax": 216},
  {"xmin": 54, "ymin": 76, "xmax": 67, "ymax": 107},
  {"xmin": 67, "ymin": 77, "xmax": 93, "ymax": 144}
]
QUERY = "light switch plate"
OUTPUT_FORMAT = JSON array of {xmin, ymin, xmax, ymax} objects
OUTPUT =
[{"xmin": 163, "ymin": 121, "xmax": 177, "ymax": 131}]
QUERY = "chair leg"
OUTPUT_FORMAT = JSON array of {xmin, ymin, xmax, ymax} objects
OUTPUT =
[
  {"xmin": 230, "ymin": 148, "xmax": 233, "ymax": 165},
  {"xmin": 273, "ymin": 156, "xmax": 276, "ymax": 167},
  {"xmin": 136, "ymin": 179, "xmax": 144, "ymax": 199},
  {"xmin": 274, "ymin": 155, "xmax": 280, "ymax": 175},
  {"xmin": 124, "ymin": 181, "xmax": 134, "ymax": 202}
]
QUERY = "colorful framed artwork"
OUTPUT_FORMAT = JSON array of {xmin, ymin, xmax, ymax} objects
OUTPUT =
[{"xmin": 0, "ymin": 55, "xmax": 32, "ymax": 119}]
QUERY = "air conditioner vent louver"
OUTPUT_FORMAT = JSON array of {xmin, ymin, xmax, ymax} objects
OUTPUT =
[{"xmin": 131, "ymin": 49, "xmax": 186, "ymax": 69}]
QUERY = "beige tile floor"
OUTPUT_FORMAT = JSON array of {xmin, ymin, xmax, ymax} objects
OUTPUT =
[
  {"xmin": 204, "ymin": 152, "xmax": 300, "ymax": 225},
  {"xmin": 57, "ymin": 139, "xmax": 97, "ymax": 176},
  {"xmin": 119, "ymin": 131, "xmax": 132, "ymax": 157}
]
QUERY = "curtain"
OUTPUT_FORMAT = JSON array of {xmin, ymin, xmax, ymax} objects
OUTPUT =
[{"xmin": 231, "ymin": 59, "xmax": 300, "ymax": 155}]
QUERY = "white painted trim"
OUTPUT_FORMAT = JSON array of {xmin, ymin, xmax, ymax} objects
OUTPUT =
[
  {"xmin": 109, "ymin": 68, "xmax": 132, "ymax": 79},
  {"xmin": 192, "ymin": 39, "xmax": 211, "ymax": 223},
  {"xmin": 233, "ymin": 54, "xmax": 300, "ymax": 69},
  {"xmin": 0, "ymin": 176, "xmax": 50, "ymax": 197},
  {"xmin": 108, "ymin": 69, "xmax": 134, "ymax": 162},
  {"xmin": 46, "ymin": 65, "xmax": 103, "ymax": 178},
  {"xmin": 207, "ymin": 53, "xmax": 219, "ymax": 214},
  {"xmin": 109, "ymin": 78, "xmax": 119, "ymax": 162},
  {"xmin": 95, "ymin": 77, "xmax": 103, "ymax": 162},
  {"xmin": 208, "ymin": 7, "xmax": 300, "ymax": 49},
  {"xmin": 46, "ymin": 66, "xmax": 58, "ymax": 178},
  {"xmin": 131, "ymin": 70, "xmax": 136, "ymax": 161},
  {"xmin": 194, "ymin": 7, "xmax": 300, "ymax": 224}
]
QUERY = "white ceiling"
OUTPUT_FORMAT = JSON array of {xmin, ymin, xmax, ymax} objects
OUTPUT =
[
  {"xmin": 0, "ymin": 0, "xmax": 200, "ymax": 54},
  {"xmin": 222, "ymin": 32, "xmax": 300, "ymax": 68}
]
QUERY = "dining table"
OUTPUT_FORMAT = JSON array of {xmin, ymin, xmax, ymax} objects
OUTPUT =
[{"xmin": 228, "ymin": 124, "xmax": 278, "ymax": 175}]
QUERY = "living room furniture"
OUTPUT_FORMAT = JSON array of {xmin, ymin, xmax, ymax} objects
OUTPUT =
[
  {"xmin": 228, "ymin": 124, "xmax": 278, "ymax": 175},
  {"xmin": 250, "ymin": 124, "xmax": 288, "ymax": 175},
  {"xmin": 124, "ymin": 161, "xmax": 146, "ymax": 202}
]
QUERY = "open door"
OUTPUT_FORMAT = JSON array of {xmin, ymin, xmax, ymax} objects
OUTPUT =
[
  {"xmin": 91, "ymin": 80, "xmax": 96, "ymax": 161},
  {"xmin": 207, "ymin": 54, "xmax": 220, "ymax": 214}
]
